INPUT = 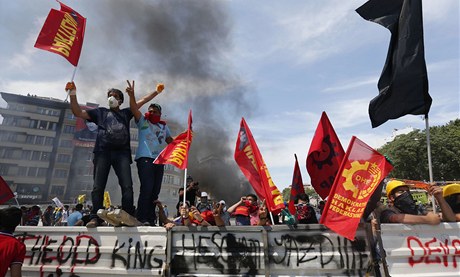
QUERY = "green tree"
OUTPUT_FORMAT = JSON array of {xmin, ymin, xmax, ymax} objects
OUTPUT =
[{"xmin": 378, "ymin": 119, "xmax": 460, "ymax": 181}]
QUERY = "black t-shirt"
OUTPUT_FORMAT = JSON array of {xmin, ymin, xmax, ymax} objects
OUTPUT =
[{"xmin": 87, "ymin": 107, "xmax": 133, "ymax": 153}]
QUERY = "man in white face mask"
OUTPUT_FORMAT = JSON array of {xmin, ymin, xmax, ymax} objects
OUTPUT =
[{"xmin": 66, "ymin": 81, "xmax": 164, "ymax": 227}]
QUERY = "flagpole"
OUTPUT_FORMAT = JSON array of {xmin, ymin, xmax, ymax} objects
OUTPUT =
[
  {"xmin": 65, "ymin": 66, "xmax": 78, "ymax": 102},
  {"xmin": 183, "ymin": 168, "xmax": 188, "ymax": 207},
  {"xmin": 425, "ymin": 115, "xmax": 436, "ymax": 212},
  {"xmin": 269, "ymin": 211, "xmax": 275, "ymax": 225}
]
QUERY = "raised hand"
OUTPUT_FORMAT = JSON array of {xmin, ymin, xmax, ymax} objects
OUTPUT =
[
  {"xmin": 125, "ymin": 80, "xmax": 135, "ymax": 96},
  {"xmin": 156, "ymin": 83, "xmax": 165, "ymax": 93}
]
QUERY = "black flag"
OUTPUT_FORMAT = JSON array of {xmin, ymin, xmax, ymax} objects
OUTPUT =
[{"xmin": 356, "ymin": 0, "xmax": 432, "ymax": 128}]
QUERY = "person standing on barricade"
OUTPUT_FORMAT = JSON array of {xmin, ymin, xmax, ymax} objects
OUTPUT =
[
  {"xmin": 125, "ymin": 80, "xmax": 173, "ymax": 226},
  {"xmin": 66, "ymin": 80, "xmax": 161, "ymax": 227}
]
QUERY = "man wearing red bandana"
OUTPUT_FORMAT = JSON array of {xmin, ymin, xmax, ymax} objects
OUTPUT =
[{"xmin": 126, "ymin": 81, "xmax": 173, "ymax": 226}]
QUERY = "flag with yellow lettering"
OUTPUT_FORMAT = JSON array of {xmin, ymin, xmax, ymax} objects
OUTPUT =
[
  {"xmin": 154, "ymin": 110, "xmax": 193, "ymax": 169},
  {"xmin": 103, "ymin": 191, "xmax": 111, "ymax": 208},
  {"xmin": 234, "ymin": 118, "xmax": 284, "ymax": 214},
  {"xmin": 320, "ymin": 136, "xmax": 393, "ymax": 240},
  {"xmin": 34, "ymin": 1, "xmax": 86, "ymax": 66}
]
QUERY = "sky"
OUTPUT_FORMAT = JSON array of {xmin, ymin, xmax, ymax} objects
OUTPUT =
[{"xmin": 0, "ymin": 0, "xmax": 458, "ymax": 195}]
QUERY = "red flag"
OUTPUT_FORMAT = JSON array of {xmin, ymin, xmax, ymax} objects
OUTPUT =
[
  {"xmin": 307, "ymin": 112, "xmax": 345, "ymax": 199},
  {"xmin": 320, "ymin": 136, "xmax": 393, "ymax": 241},
  {"xmin": 154, "ymin": 110, "xmax": 193, "ymax": 169},
  {"xmin": 34, "ymin": 1, "xmax": 86, "ymax": 66},
  {"xmin": 234, "ymin": 118, "xmax": 284, "ymax": 214},
  {"xmin": 0, "ymin": 176, "xmax": 14, "ymax": 205},
  {"xmin": 288, "ymin": 154, "xmax": 305, "ymax": 215}
]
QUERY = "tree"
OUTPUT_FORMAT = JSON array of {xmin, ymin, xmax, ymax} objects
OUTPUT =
[{"xmin": 378, "ymin": 119, "xmax": 460, "ymax": 181}]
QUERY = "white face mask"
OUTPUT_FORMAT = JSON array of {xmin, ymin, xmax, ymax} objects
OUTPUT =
[{"xmin": 108, "ymin": 96, "xmax": 119, "ymax": 109}]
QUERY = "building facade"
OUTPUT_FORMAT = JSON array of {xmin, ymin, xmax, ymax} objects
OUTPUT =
[{"xmin": 0, "ymin": 92, "xmax": 183, "ymax": 211}]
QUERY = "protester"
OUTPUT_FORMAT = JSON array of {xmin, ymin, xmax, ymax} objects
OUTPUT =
[
  {"xmin": 0, "ymin": 207, "xmax": 26, "ymax": 277},
  {"xmin": 61, "ymin": 205, "xmax": 70, "ymax": 226},
  {"xmin": 67, "ymin": 204, "xmax": 84, "ymax": 226},
  {"xmin": 67, "ymin": 80, "xmax": 159, "ymax": 227},
  {"xmin": 379, "ymin": 180, "xmax": 441, "ymax": 224},
  {"xmin": 227, "ymin": 194, "xmax": 260, "ymax": 226},
  {"xmin": 24, "ymin": 205, "xmax": 41, "ymax": 226},
  {"xmin": 175, "ymin": 188, "xmax": 185, "ymax": 217},
  {"xmin": 196, "ymin": 192, "xmax": 212, "ymax": 212},
  {"xmin": 41, "ymin": 206, "xmax": 53, "ymax": 226},
  {"xmin": 442, "ymin": 183, "xmax": 460, "ymax": 221},
  {"xmin": 125, "ymin": 81, "xmax": 172, "ymax": 226},
  {"xmin": 215, "ymin": 200, "xmax": 231, "ymax": 226},
  {"xmin": 186, "ymin": 180, "xmax": 200, "ymax": 207},
  {"xmin": 294, "ymin": 193, "xmax": 318, "ymax": 224}
]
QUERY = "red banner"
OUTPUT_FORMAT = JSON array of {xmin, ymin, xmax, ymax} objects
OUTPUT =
[
  {"xmin": 307, "ymin": 112, "xmax": 345, "ymax": 199},
  {"xmin": 154, "ymin": 110, "xmax": 193, "ymax": 169},
  {"xmin": 288, "ymin": 154, "xmax": 305, "ymax": 215},
  {"xmin": 0, "ymin": 176, "xmax": 14, "ymax": 204},
  {"xmin": 320, "ymin": 136, "xmax": 393, "ymax": 240},
  {"xmin": 34, "ymin": 1, "xmax": 86, "ymax": 66},
  {"xmin": 234, "ymin": 118, "xmax": 284, "ymax": 214}
]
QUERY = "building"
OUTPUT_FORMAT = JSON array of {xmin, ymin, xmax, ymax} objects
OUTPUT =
[{"xmin": 0, "ymin": 91, "xmax": 183, "ymax": 211}]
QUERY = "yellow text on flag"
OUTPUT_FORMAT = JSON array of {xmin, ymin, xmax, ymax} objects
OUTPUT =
[{"xmin": 50, "ymin": 13, "xmax": 78, "ymax": 57}]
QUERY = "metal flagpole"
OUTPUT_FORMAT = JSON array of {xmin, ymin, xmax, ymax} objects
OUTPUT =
[
  {"xmin": 183, "ymin": 168, "xmax": 188, "ymax": 207},
  {"xmin": 65, "ymin": 66, "xmax": 78, "ymax": 101},
  {"xmin": 425, "ymin": 115, "xmax": 436, "ymax": 212}
]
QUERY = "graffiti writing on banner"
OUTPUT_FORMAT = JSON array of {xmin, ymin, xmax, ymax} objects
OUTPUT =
[
  {"xmin": 407, "ymin": 235, "xmax": 460, "ymax": 268},
  {"xmin": 270, "ymin": 233, "xmax": 370, "ymax": 273},
  {"xmin": 171, "ymin": 232, "xmax": 262, "ymax": 276}
]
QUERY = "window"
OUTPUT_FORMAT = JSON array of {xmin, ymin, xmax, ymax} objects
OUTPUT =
[
  {"xmin": 17, "ymin": 167, "xmax": 27, "ymax": 176},
  {"xmin": 57, "ymin": 154, "xmax": 71, "ymax": 163},
  {"xmin": 37, "ymin": 168, "xmax": 47, "ymax": 177},
  {"xmin": 60, "ymin": 140, "xmax": 73, "ymax": 148},
  {"xmin": 35, "ymin": 136, "xmax": 44, "ymax": 145},
  {"xmin": 29, "ymin": 120, "xmax": 38, "ymax": 129},
  {"xmin": 0, "ymin": 164, "xmax": 10, "ymax": 175},
  {"xmin": 63, "ymin": 125, "xmax": 75, "ymax": 134},
  {"xmin": 39, "ymin": 121, "xmax": 47, "ymax": 130},
  {"xmin": 54, "ymin": 169, "xmax": 68, "ymax": 178},
  {"xmin": 1, "ymin": 148, "xmax": 13, "ymax": 159},
  {"xmin": 45, "ymin": 137, "xmax": 54, "ymax": 145},
  {"xmin": 26, "ymin": 135, "xmax": 35, "ymax": 144},
  {"xmin": 31, "ymin": 151, "xmax": 41, "ymax": 161},
  {"xmin": 21, "ymin": 150, "xmax": 31, "ymax": 160},
  {"xmin": 41, "ymin": 152, "xmax": 50, "ymax": 161},
  {"xmin": 50, "ymin": 185, "xmax": 64, "ymax": 195},
  {"xmin": 48, "ymin": 122, "xmax": 57, "ymax": 131},
  {"xmin": 28, "ymin": 167, "xmax": 38, "ymax": 177}
]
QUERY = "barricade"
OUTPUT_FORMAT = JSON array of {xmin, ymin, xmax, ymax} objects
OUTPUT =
[
  {"xmin": 379, "ymin": 222, "xmax": 460, "ymax": 276},
  {"xmin": 13, "ymin": 224, "xmax": 376, "ymax": 276}
]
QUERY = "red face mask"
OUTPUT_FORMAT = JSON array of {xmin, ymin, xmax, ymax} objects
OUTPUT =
[
  {"xmin": 244, "ymin": 200, "xmax": 258, "ymax": 213},
  {"xmin": 144, "ymin": 111, "xmax": 161, "ymax": 124}
]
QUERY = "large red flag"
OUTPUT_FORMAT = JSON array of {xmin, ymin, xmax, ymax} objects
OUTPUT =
[
  {"xmin": 0, "ymin": 176, "xmax": 14, "ymax": 205},
  {"xmin": 320, "ymin": 136, "xmax": 393, "ymax": 241},
  {"xmin": 307, "ymin": 112, "xmax": 345, "ymax": 199},
  {"xmin": 154, "ymin": 110, "xmax": 193, "ymax": 169},
  {"xmin": 234, "ymin": 118, "xmax": 284, "ymax": 214},
  {"xmin": 34, "ymin": 1, "xmax": 86, "ymax": 66},
  {"xmin": 288, "ymin": 154, "xmax": 305, "ymax": 215}
]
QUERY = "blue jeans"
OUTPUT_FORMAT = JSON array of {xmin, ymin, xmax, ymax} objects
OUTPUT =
[
  {"xmin": 90, "ymin": 151, "xmax": 134, "ymax": 219},
  {"xmin": 136, "ymin": 158, "xmax": 164, "ymax": 223}
]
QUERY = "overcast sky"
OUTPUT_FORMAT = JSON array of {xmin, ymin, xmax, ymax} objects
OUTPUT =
[{"xmin": 0, "ymin": 0, "xmax": 458, "ymax": 192}]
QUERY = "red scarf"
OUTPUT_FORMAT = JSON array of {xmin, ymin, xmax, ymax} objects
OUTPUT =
[{"xmin": 144, "ymin": 112, "xmax": 166, "ymax": 125}]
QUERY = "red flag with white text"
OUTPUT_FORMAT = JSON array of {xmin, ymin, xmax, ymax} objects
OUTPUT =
[
  {"xmin": 154, "ymin": 110, "xmax": 193, "ymax": 169},
  {"xmin": 320, "ymin": 136, "xmax": 393, "ymax": 241},
  {"xmin": 288, "ymin": 154, "xmax": 305, "ymax": 215},
  {"xmin": 0, "ymin": 176, "xmax": 14, "ymax": 205},
  {"xmin": 234, "ymin": 118, "xmax": 284, "ymax": 214},
  {"xmin": 307, "ymin": 112, "xmax": 345, "ymax": 199},
  {"xmin": 34, "ymin": 1, "xmax": 86, "ymax": 66}
]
